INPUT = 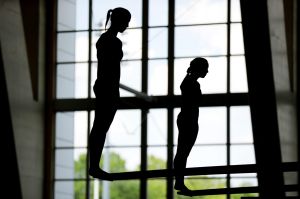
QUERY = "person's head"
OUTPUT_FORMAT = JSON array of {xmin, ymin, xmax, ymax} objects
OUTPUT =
[
  {"xmin": 187, "ymin": 57, "xmax": 209, "ymax": 78},
  {"xmin": 105, "ymin": 7, "xmax": 131, "ymax": 33}
]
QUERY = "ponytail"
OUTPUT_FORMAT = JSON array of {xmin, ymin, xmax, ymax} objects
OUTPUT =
[{"xmin": 105, "ymin": 9, "xmax": 113, "ymax": 30}]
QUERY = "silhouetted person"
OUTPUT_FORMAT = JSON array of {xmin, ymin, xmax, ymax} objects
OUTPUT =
[
  {"xmin": 89, "ymin": 7, "xmax": 131, "ymax": 180},
  {"xmin": 173, "ymin": 57, "xmax": 209, "ymax": 192}
]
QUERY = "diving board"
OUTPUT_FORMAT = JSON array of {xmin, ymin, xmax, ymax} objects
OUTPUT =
[
  {"xmin": 177, "ymin": 184, "xmax": 298, "ymax": 197},
  {"xmin": 108, "ymin": 162, "xmax": 298, "ymax": 180},
  {"xmin": 177, "ymin": 186, "xmax": 259, "ymax": 197}
]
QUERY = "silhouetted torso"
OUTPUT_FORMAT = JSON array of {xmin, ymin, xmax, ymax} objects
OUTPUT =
[
  {"xmin": 178, "ymin": 75, "xmax": 202, "ymax": 123},
  {"xmin": 94, "ymin": 31, "xmax": 123, "ymax": 100}
]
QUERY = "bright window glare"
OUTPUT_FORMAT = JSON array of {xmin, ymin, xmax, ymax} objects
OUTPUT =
[
  {"xmin": 148, "ymin": 28, "xmax": 168, "ymax": 59},
  {"xmin": 230, "ymin": 106, "xmax": 253, "ymax": 143},
  {"xmin": 231, "ymin": 0, "xmax": 242, "ymax": 22},
  {"xmin": 57, "ymin": 64, "xmax": 88, "ymax": 99},
  {"xmin": 148, "ymin": 109, "xmax": 167, "ymax": 145},
  {"xmin": 185, "ymin": 145, "xmax": 227, "ymax": 167},
  {"xmin": 231, "ymin": 23, "xmax": 245, "ymax": 54},
  {"xmin": 149, "ymin": 0, "xmax": 168, "ymax": 26},
  {"xmin": 120, "ymin": 61, "xmax": 142, "ymax": 97},
  {"xmin": 57, "ymin": 32, "xmax": 89, "ymax": 62},
  {"xmin": 175, "ymin": 0, "xmax": 227, "ymax": 25},
  {"xmin": 230, "ymin": 145, "xmax": 256, "ymax": 165},
  {"xmin": 107, "ymin": 110, "xmax": 141, "ymax": 146},
  {"xmin": 230, "ymin": 56, "xmax": 248, "ymax": 93},
  {"xmin": 175, "ymin": 25, "xmax": 227, "ymax": 57},
  {"xmin": 148, "ymin": 60, "xmax": 168, "ymax": 96},
  {"xmin": 57, "ymin": 0, "xmax": 89, "ymax": 31},
  {"xmin": 92, "ymin": 0, "xmax": 142, "ymax": 29}
]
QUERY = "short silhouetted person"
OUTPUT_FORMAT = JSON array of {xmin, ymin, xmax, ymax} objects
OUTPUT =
[
  {"xmin": 173, "ymin": 57, "xmax": 209, "ymax": 192},
  {"xmin": 88, "ymin": 7, "xmax": 131, "ymax": 180}
]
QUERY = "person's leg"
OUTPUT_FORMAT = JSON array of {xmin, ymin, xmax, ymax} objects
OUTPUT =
[
  {"xmin": 88, "ymin": 105, "xmax": 117, "ymax": 180},
  {"xmin": 174, "ymin": 121, "xmax": 198, "ymax": 190}
]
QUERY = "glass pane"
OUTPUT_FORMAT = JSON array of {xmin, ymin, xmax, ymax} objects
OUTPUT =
[
  {"xmin": 175, "ymin": 25, "xmax": 227, "ymax": 57},
  {"xmin": 148, "ymin": 180, "xmax": 166, "ymax": 198},
  {"xmin": 184, "ymin": 177, "xmax": 227, "ymax": 190},
  {"xmin": 230, "ymin": 56, "xmax": 248, "ymax": 93},
  {"xmin": 197, "ymin": 107, "xmax": 227, "ymax": 144},
  {"xmin": 174, "ymin": 145, "xmax": 227, "ymax": 167},
  {"xmin": 107, "ymin": 110, "xmax": 141, "ymax": 146},
  {"xmin": 110, "ymin": 180, "xmax": 140, "ymax": 198},
  {"xmin": 120, "ymin": 28, "xmax": 142, "ymax": 60},
  {"xmin": 56, "ymin": 112, "xmax": 88, "ymax": 147},
  {"xmin": 148, "ymin": 60, "xmax": 168, "ymax": 96},
  {"xmin": 284, "ymin": 171, "xmax": 298, "ymax": 186},
  {"xmin": 149, "ymin": 28, "xmax": 168, "ymax": 58},
  {"xmin": 174, "ymin": 107, "xmax": 227, "ymax": 145},
  {"xmin": 92, "ymin": 0, "xmax": 142, "ymax": 29},
  {"xmin": 57, "ymin": 0, "xmax": 89, "ymax": 31},
  {"xmin": 55, "ymin": 148, "xmax": 87, "ymax": 179},
  {"xmin": 149, "ymin": 0, "xmax": 168, "ymax": 26},
  {"xmin": 230, "ymin": 176, "xmax": 258, "ymax": 187},
  {"xmin": 230, "ymin": 23, "xmax": 245, "ymax": 54},
  {"xmin": 230, "ymin": 145, "xmax": 256, "ymax": 165},
  {"xmin": 55, "ymin": 180, "xmax": 86, "ymax": 199},
  {"xmin": 57, "ymin": 32, "xmax": 89, "ymax": 62},
  {"xmin": 230, "ymin": 175, "xmax": 258, "ymax": 199},
  {"xmin": 148, "ymin": 147, "xmax": 167, "ymax": 170},
  {"xmin": 175, "ymin": 0, "xmax": 227, "ymax": 25},
  {"xmin": 230, "ymin": 106, "xmax": 253, "ymax": 143},
  {"xmin": 231, "ymin": 193, "xmax": 259, "ymax": 199},
  {"xmin": 174, "ymin": 57, "xmax": 227, "ymax": 95},
  {"xmin": 148, "ymin": 109, "xmax": 167, "ymax": 145},
  {"xmin": 56, "ymin": 64, "xmax": 88, "ymax": 99},
  {"xmin": 231, "ymin": 0, "xmax": 242, "ymax": 22},
  {"xmin": 120, "ymin": 61, "xmax": 142, "ymax": 97},
  {"xmin": 104, "ymin": 148, "xmax": 141, "ymax": 172}
]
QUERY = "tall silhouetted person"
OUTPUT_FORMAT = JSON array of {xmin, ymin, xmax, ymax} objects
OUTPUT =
[
  {"xmin": 89, "ymin": 7, "xmax": 131, "ymax": 180},
  {"xmin": 174, "ymin": 57, "xmax": 209, "ymax": 192}
]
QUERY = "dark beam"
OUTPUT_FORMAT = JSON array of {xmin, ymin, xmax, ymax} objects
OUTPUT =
[
  {"xmin": 0, "ymin": 43, "xmax": 23, "ymax": 198},
  {"xmin": 19, "ymin": 0, "xmax": 39, "ymax": 100},
  {"xmin": 108, "ymin": 162, "xmax": 298, "ymax": 180},
  {"xmin": 53, "ymin": 93, "xmax": 249, "ymax": 111},
  {"xmin": 240, "ymin": 0, "xmax": 285, "ymax": 198}
]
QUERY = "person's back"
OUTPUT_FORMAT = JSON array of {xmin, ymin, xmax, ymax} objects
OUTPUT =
[
  {"xmin": 95, "ymin": 31, "xmax": 123, "ymax": 96},
  {"xmin": 179, "ymin": 74, "xmax": 202, "ymax": 121}
]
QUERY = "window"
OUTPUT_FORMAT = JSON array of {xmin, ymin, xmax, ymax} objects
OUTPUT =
[{"xmin": 52, "ymin": 0, "xmax": 257, "ymax": 198}]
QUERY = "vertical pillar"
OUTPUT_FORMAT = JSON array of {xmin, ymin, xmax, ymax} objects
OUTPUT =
[
  {"xmin": 167, "ymin": 0, "xmax": 175, "ymax": 198},
  {"xmin": 240, "ymin": 0, "xmax": 285, "ymax": 198},
  {"xmin": 0, "ymin": 44, "xmax": 23, "ymax": 199},
  {"xmin": 141, "ymin": 0, "xmax": 149, "ymax": 198}
]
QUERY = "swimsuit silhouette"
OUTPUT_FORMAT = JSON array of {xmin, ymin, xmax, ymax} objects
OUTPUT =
[
  {"xmin": 88, "ymin": 7, "xmax": 131, "ymax": 180},
  {"xmin": 173, "ymin": 57, "xmax": 209, "ymax": 192}
]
